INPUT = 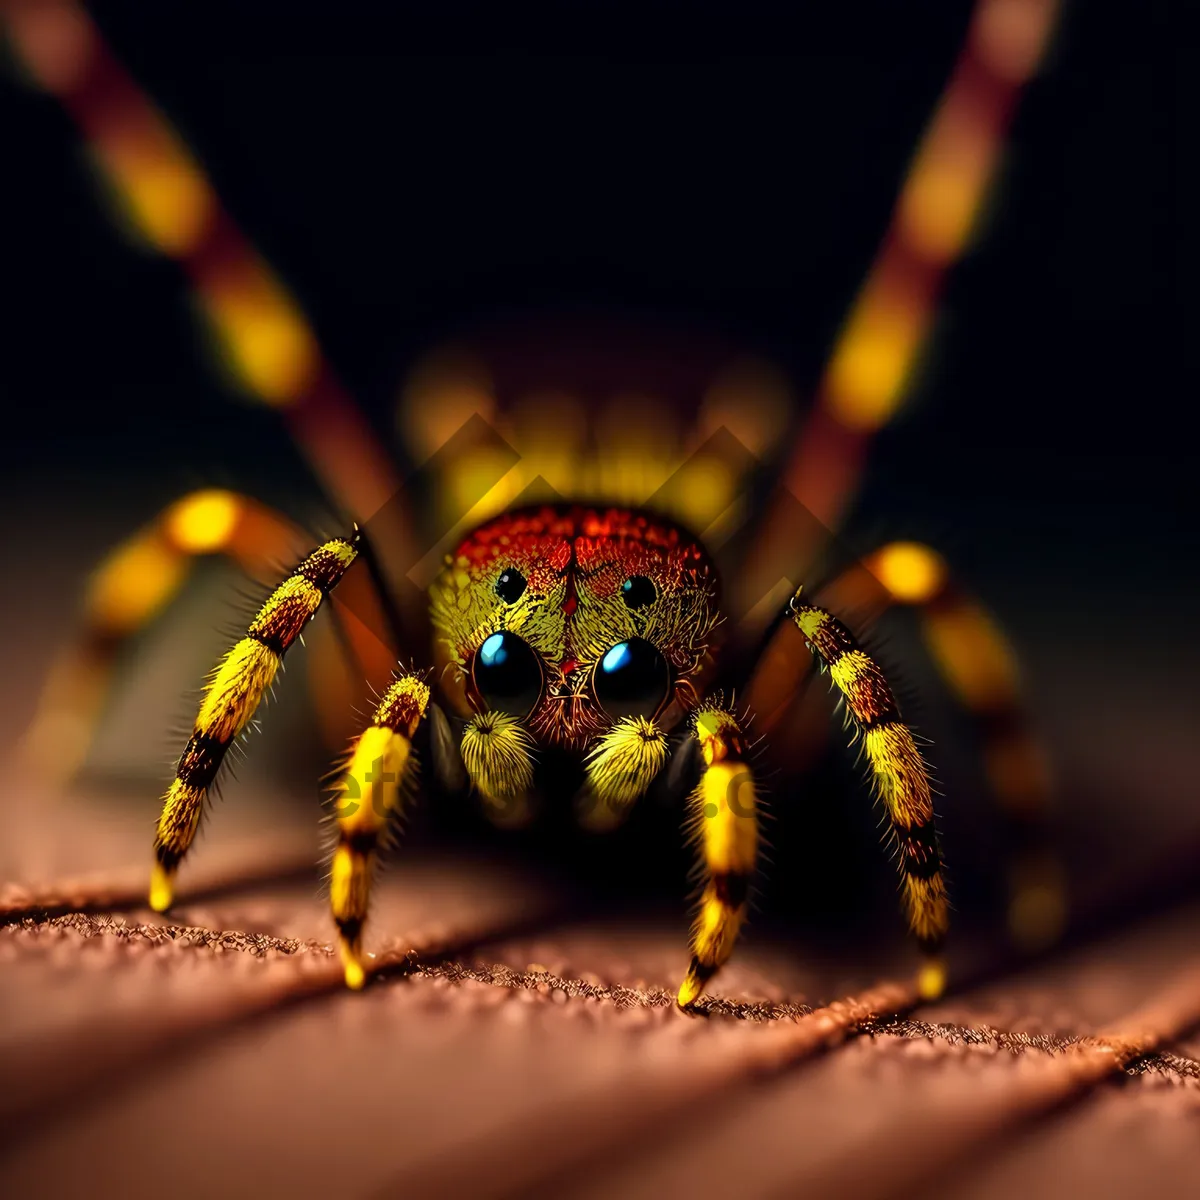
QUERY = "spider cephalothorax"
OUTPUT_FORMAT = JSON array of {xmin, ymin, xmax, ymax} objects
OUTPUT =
[
  {"xmin": 147, "ymin": 503, "xmax": 949, "ymax": 1007},
  {"xmin": 431, "ymin": 505, "xmax": 721, "ymax": 750}
]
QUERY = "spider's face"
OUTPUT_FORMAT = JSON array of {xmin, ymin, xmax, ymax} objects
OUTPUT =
[{"xmin": 431, "ymin": 505, "xmax": 720, "ymax": 749}]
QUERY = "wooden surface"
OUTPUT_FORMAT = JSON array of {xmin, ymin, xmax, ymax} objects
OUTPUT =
[{"xmin": 2, "ymin": 790, "xmax": 1199, "ymax": 1200}]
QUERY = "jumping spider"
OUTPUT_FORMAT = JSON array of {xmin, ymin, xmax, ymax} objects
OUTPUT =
[{"xmin": 150, "ymin": 503, "xmax": 948, "ymax": 1007}]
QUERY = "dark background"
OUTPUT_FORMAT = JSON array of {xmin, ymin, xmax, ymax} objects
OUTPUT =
[{"xmin": 0, "ymin": 1, "xmax": 1192, "ymax": 945}]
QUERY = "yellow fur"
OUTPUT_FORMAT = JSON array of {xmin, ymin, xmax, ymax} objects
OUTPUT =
[
  {"xmin": 330, "ymin": 674, "xmax": 430, "ymax": 989},
  {"xmin": 194, "ymin": 637, "xmax": 279, "ymax": 742},
  {"xmin": 461, "ymin": 710, "xmax": 536, "ymax": 819},
  {"xmin": 149, "ymin": 538, "xmax": 356, "ymax": 911},
  {"xmin": 863, "ymin": 722, "xmax": 935, "ymax": 830},
  {"xmin": 694, "ymin": 762, "xmax": 758, "ymax": 875},
  {"xmin": 790, "ymin": 590, "xmax": 950, "ymax": 969},
  {"xmin": 337, "ymin": 725, "xmax": 411, "ymax": 834},
  {"xmin": 582, "ymin": 715, "xmax": 668, "ymax": 823},
  {"xmin": 678, "ymin": 705, "xmax": 758, "ymax": 1009},
  {"xmin": 902, "ymin": 872, "xmax": 950, "ymax": 945}
]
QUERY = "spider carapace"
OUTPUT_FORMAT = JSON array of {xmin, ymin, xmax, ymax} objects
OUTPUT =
[{"xmin": 149, "ymin": 502, "xmax": 949, "ymax": 1008}]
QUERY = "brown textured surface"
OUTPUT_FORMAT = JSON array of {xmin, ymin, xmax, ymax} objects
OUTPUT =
[{"xmin": 1, "ymin": 789, "xmax": 1199, "ymax": 1200}]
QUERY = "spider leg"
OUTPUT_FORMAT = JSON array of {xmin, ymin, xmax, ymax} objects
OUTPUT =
[
  {"xmin": 574, "ymin": 704, "xmax": 756, "ymax": 1009},
  {"xmin": 4, "ymin": 3, "xmax": 421, "ymax": 586},
  {"xmin": 150, "ymin": 533, "xmax": 360, "ymax": 911},
  {"xmin": 788, "ymin": 588, "xmax": 949, "ymax": 1001},
  {"xmin": 862, "ymin": 542, "xmax": 1063, "ymax": 952},
  {"xmin": 677, "ymin": 702, "xmax": 758, "ymax": 1009},
  {"xmin": 21, "ymin": 490, "xmax": 308, "ymax": 784},
  {"xmin": 329, "ymin": 672, "xmax": 431, "ymax": 989},
  {"xmin": 733, "ymin": 1, "xmax": 1061, "ymax": 585}
]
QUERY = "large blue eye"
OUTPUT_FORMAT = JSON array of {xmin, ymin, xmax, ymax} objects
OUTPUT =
[
  {"xmin": 594, "ymin": 637, "xmax": 670, "ymax": 720},
  {"xmin": 479, "ymin": 633, "xmax": 508, "ymax": 668},
  {"xmin": 472, "ymin": 631, "xmax": 542, "ymax": 717}
]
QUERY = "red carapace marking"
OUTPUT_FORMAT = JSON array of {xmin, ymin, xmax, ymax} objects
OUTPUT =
[
  {"xmin": 452, "ymin": 505, "xmax": 708, "ymax": 589},
  {"xmin": 562, "ymin": 541, "xmax": 580, "ymax": 616}
]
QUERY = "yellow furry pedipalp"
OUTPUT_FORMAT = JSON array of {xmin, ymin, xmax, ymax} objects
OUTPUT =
[
  {"xmin": 581, "ymin": 715, "xmax": 668, "ymax": 829},
  {"xmin": 461, "ymin": 710, "xmax": 536, "ymax": 825}
]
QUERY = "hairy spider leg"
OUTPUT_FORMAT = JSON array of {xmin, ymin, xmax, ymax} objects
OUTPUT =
[
  {"xmin": 21, "ymin": 490, "xmax": 307, "ymax": 784},
  {"xmin": 736, "ymin": 0, "xmax": 1061, "ymax": 620},
  {"xmin": 863, "ymin": 542, "xmax": 1064, "ymax": 952},
  {"xmin": 4, "ymin": 0, "xmax": 422, "ymax": 598},
  {"xmin": 330, "ymin": 672, "xmax": 431, "ymax": 988},
  {"xmin": 743, "ymin": 538, "xmax": 1062, "ymax": 965},
  {"xmin": 788, "ymin": 588, "xmax": 949, "ymax": 1002},
  {"xmin": 678, "ymin": 702, "xmax": 759, "ymax": 1009},
  {"xmin": 150, "ymin": 534, "xmax": 359, "ymax": 911},
  {"xmin": 577, "ymin": 697, "xmax": 758, "ymax": 1011}
]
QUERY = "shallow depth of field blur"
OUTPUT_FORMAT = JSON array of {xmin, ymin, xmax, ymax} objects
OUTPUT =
[{"xmin": 0, "ymin": 3, "xmax": 1193, "ymax": 1197}]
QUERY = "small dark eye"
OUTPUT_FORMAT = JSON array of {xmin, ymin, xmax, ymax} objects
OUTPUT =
[
  {"xmin": 472, "ymin": 630, "xmax": 542, "ymax": 717},
  {"xmin": 593, "ymin": 637, "xmax": 670, "ymax": 720},
  {"xmin": 620, "ymin": 575, "xmax": 656, "ymax": 609},
  {"xmin": 495, "ymin": 567, "xmax": 527, "ymax": 604}
]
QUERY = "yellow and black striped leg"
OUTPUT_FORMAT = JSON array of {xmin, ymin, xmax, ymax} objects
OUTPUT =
[
  {"xmin": 678, "ymin": 704, "xmax": 759, "ymax": 1009},
  {"xmin": 23, "ymin": 489, "xmax": 307, "ymax": 785},
  {"xmin": 150, "ymin": 534, "xmax": 360, "ymax": 911},
  {"xmin": 330, "ymin": 673, "xmax": 431, "ymax": 989},
  {"xmin": 864, "ymin": 542, "xmax": 1063, "ymax": 952},
  {"xmin": 789, "ymin": 587, "xmax": 949, "ymax": 1001}
]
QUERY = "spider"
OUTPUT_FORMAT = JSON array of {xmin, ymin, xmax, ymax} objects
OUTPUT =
[
  {"xmin": 10, "ymin": 2, "xmax": 1065, "ymax": 1007},
  {"xmin": 144, "ymin": 498, "xmax": 947, "ymax": 1007}
]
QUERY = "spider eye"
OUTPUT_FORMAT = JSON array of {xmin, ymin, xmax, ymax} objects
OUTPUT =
[
  {"xmin": 495, "ymin": 568, "xmax": 527, "ymax": 604},
  {"xmin": 593, "ymin": 638, "xmax": 670, "ymax": 720},
  {"xmin": 472, "ymin": 630, "xmax": 542, "ymax": 717},
  {"xmin": 620, "ymin": 575, "xmax": 656, "ymax": 609}
]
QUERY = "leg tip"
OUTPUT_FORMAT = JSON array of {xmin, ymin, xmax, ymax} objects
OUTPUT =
[
  {"xmin": 148, "ymin": 864, "xmax": 175, "ymax": 913},
  {"xmin": 676, "ymin": 963, "xmax": 711, "ymax": 1010},
  {"xmin": 917, "ymin": 955, "xmax": 947, "ymax": 1001},
  {"xmin": 339, "ymin": 943, "xmax": 367, "ymax": 991}
]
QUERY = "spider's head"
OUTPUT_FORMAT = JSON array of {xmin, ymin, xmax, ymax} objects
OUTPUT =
[{"xmin": 431, "ymin": 504, "xmax": 721, "ymax": 752}]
